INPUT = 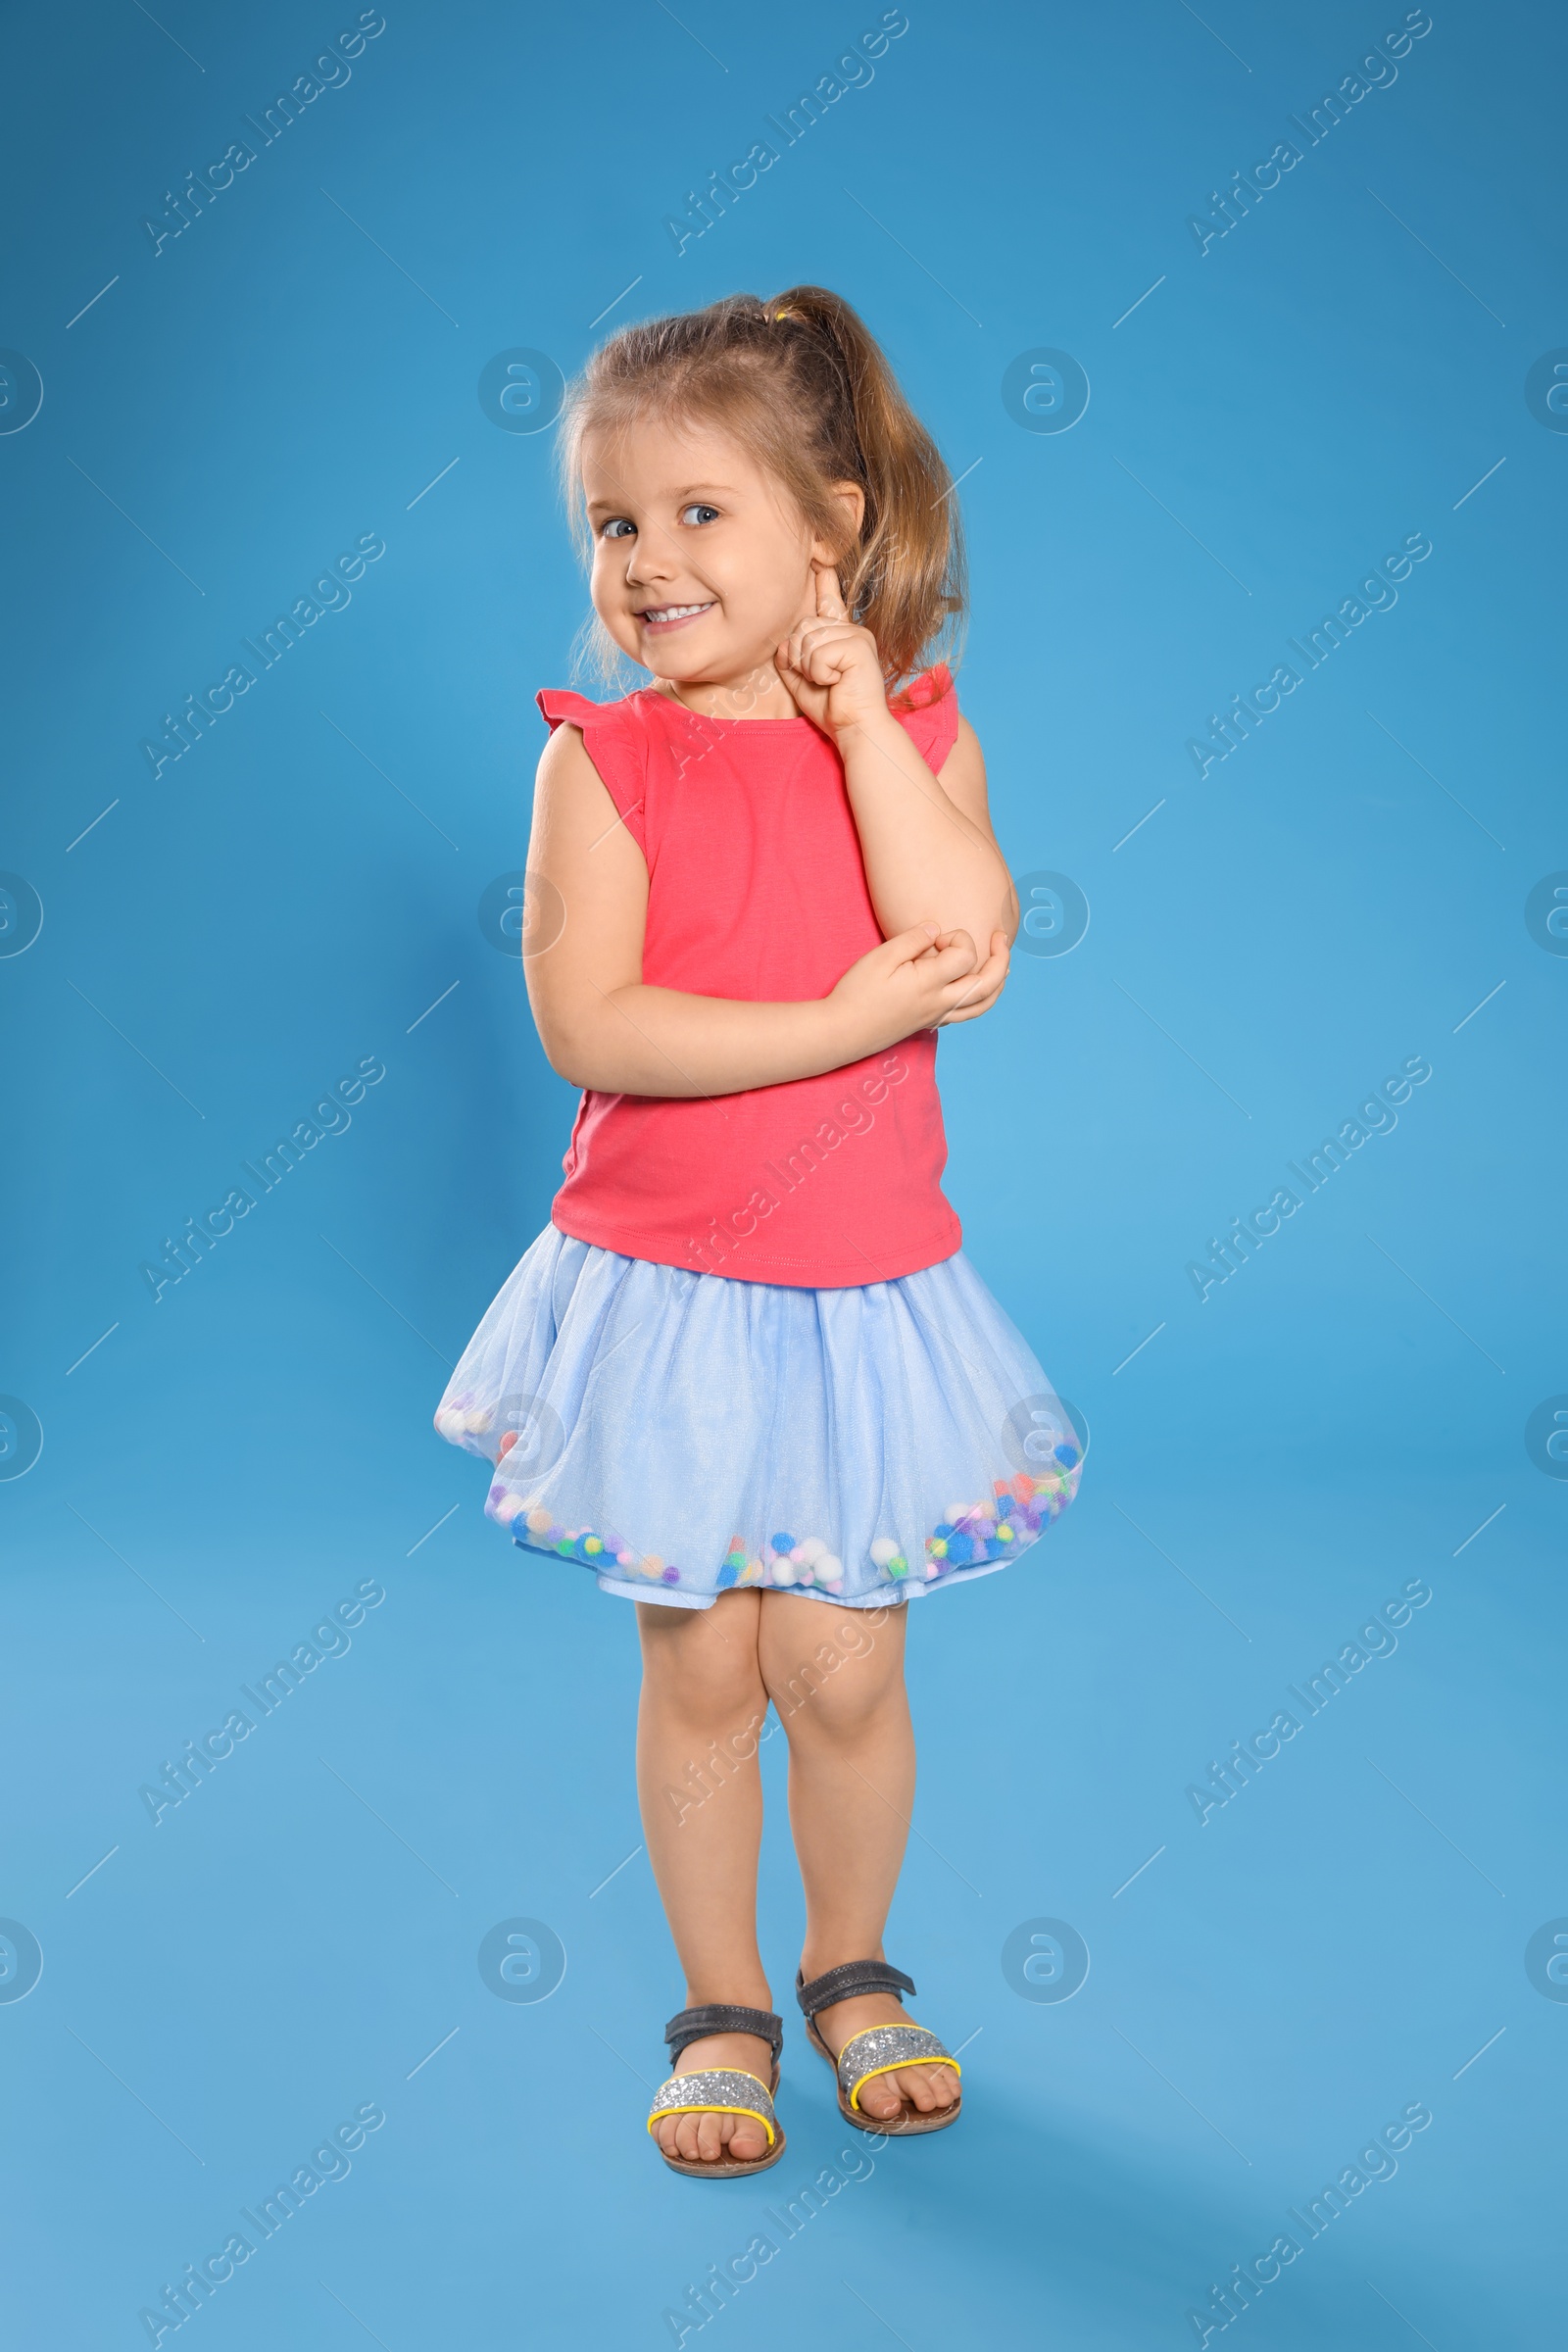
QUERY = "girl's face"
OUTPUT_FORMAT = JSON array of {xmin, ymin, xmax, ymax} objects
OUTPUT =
[{"xmin": 581, "ymin": 414, "xmax": 858, "ymax": 705}]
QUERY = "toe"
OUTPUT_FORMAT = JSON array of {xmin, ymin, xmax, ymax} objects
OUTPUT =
[
  {"xmin": 726, "ymin": 2113, "xmax": 768, "ymax": 2162},
  {"xmin": 894, "ymin": 2065, "xmax": 956, "ymax": 2112},
  {"xmin": 696, "ymin": 2113, "xmax": 724, "ymax": 2164},
  {"xmin": 856, "ymin": 2076, "xmax": 904, "ymax": 2120}
]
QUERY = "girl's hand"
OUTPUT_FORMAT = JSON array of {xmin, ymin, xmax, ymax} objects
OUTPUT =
[
  {"xmin": 774, "ymin": 565, "xmax": 890, "ymax": 740},
  {"xmin": 829, "ymin": 923, "xmax": 1012, "ymax": 1054},
  {"xmin": 931, "ymin": 927, "xmax": 1011, "ymax": 1024}
]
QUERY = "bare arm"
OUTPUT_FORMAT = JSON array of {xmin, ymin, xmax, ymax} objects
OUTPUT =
[
  {"xmin": 773, "ymin": 566, "xmax": 1017, "ymax": 980},
  {"xmin": 838, "ymin": 710, "xmax": 1020, "ymax": 951},
  {"xmin": 522, "ymin": 724, "xmax": 998, "ymax": 1098}
]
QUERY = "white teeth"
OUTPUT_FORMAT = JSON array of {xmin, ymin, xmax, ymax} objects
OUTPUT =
[{"xmin": 642, "ymin": 602, "xmax": 711, "ymax": 622}]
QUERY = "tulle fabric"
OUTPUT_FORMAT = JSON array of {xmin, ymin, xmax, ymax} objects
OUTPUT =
[{"xmin": 434, "ymin": 1226, "xmax": 1084, "ymax": 1610}]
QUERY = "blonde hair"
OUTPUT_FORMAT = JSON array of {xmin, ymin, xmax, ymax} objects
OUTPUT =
[{"xmin": 559, "ymin": 285, "xmax": 965, "ymax": 691}]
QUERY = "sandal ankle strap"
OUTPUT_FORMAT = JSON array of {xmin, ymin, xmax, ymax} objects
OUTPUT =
[
  {"xmin": 664, "ymin": 2003, "xmax": 784, "ymax": 2064},
  {"xmin": 795, "ymin": 1960, "xmax": 916, "ymax": 2019}
]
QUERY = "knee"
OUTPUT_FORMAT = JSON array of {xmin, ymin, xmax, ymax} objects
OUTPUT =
[
  {"xmin": 762, "ymin": 1616, "xmax": 903, "ymax": 1741},
  {"xmin": 641, "ymin": 1606, "xmax": 765, "ymax": 1730}
]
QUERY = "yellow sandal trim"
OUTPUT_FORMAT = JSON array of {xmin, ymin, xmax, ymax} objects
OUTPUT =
[
  {"xmin": 835, "ymin": 2026, "xmax": 961, "ymax": 2115},
  {"xmin": 847, "ymin": 2057, "xmax": 961, "ymax": 2112},
  {"xmin": 646, "ymin": 2102, "xmax": 776, "ymax": 2148}
]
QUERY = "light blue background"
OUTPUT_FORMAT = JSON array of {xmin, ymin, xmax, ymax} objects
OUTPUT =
[{"xmin": 2, "ymin": 0, "xmax": 1563, "ymax": 2343}]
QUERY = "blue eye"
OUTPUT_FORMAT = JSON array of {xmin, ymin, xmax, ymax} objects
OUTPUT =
[
  {"xmin": 600, "ymin": 517, "xmax": 635, "ymax": 540},
  {"xmin": 679, "ymin": 503, "xmax": 720, "ymax": 526}
]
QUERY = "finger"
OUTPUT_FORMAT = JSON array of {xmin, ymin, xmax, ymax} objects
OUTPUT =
[
  {"xmin": 814, "ymin": 562, "xmax": 846, "ymax": 620},
  {"xmin": 780, "ymin": 622, "xmax": 842, "ymax": 665},
  {"xmin": 952, "ymin": 932, "xmax": 1006, "ymax": 984},
  {"xmin": 939, "ymin": 975, "xmax": 1005, "ymax": 1022},
  {"xmin": 929, "ymin": 926, "xmax": 980, "ymax": 973},
  {"xmin": 781, "ymin": 628, "xmax": 818, "ymax": 683},
  {"xmin": 944, "ymin": 963, "xmax": 1005, "ymax": 1013},
  {"xmin": 771, "ymin": 647, "xmax": 807, "ymax": 707},
  {"xmin": 938, "ymin": 950, "xmax": 1007, "ymax": 1014},
  {"xmin": 798, "ymin": 637, "xmax": 843, "ymax": 687},
  {"xmin": 905, "ymin": 950, "xmax": 981, "ymax": 996},
  {"xmin": 883, "ymin": 921, "xmax": 944, "ymax": 962},
  {"xmin": 795, "ymin": 618, "xmax": 858, "ymax": 657},
  {"xmin": 791, "ymin": 623, "xmax": 855, "ymax": 684},
  {"xmin": 925, "ymin": 940, "xmax": 988, "ymax": 983}
]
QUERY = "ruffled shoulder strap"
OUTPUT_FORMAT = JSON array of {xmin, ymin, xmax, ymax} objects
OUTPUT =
[
  {"xmin": 536, "ymin": 687, "xmax": 650, "ymax": 854},
  {"xmin": 888, "ymin": 662, "xmax": 959, "ymax": 771}
]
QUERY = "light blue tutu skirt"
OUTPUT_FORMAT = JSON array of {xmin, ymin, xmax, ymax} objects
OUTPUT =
[{"xmin": 433, "ymin": 1225, "xmax": 1085, "ymax": 1610}]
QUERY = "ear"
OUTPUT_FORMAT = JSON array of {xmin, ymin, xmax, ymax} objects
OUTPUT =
[{"xmin": 809, "ymin": 478, "xmax": 865, "ymax": 565}]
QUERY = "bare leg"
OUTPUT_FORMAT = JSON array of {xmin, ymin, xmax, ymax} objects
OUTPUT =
[
  {"xmin": 636, "ymin": 1589, "xmax": 775, "ymax": 2163},
  {"xmin": 757, "ymin": 1594, "xmax": 959, "ymax": 2122}
]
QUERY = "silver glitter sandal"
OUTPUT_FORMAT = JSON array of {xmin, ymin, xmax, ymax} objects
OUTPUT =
[
  {"xmin": 796, "ymin": 1961, "xmax": 962, "ymax": 2135},
  {"xmin": 646, "ymin": 2002, "xmax": 787, "ymax": 2179}
]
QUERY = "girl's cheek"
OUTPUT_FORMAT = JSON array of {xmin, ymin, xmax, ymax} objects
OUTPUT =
[{"xmin": 588, "ymin": 565, "xmax": 622, "ymax": 624}]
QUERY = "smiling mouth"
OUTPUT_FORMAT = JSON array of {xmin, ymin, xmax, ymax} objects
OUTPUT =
[{"xmin": 637, "ymin": 601, "xmax": 715, "ymax": 629}]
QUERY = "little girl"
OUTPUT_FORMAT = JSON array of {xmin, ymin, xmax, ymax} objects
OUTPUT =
[{"xmin": 436, "ymin": 286, "xmax": 1084, "ymax": 2178}]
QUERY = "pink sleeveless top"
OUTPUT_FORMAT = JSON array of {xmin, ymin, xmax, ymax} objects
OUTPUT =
[{"xmin": 536, "ymin": 668, "xmax": 964, "ymax": 1289}]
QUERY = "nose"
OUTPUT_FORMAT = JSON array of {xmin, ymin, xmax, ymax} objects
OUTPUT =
[{"xmin": 622, "ymin": 523, "xmax": 680, "ymax": 588}]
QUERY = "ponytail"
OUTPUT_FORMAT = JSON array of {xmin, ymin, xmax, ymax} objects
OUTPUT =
[
  {"xmin": 762, "ymin": 286, "xmax": 963, "ymax": 684},
  {"xmin": 560, "ymin": 285, "xmax": 965, "ymax": 688}
]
